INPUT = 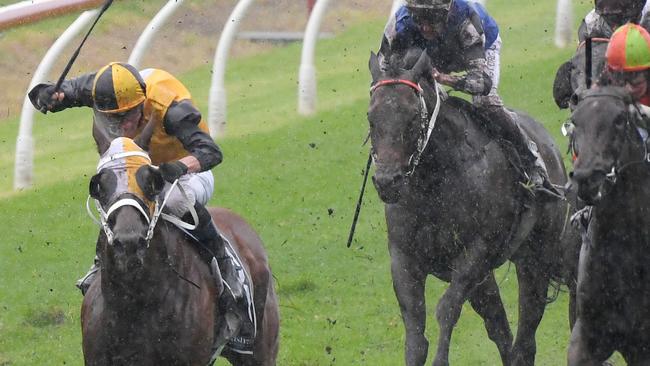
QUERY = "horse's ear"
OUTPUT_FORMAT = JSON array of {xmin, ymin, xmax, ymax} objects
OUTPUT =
[
  {"xmin": 89, "ymin": 170, "xmax": 116, "ymax": 202},
  {"xmin": 409, "ymin": 51, "xmax": 431, "ymax": 82},
  {"xmin": 369, "ymin": 51, "xmax": 382, "ymax": 82},
  {"xmin": 136, "ymin": 165, "xmax": 165, "ymax": 201},
  {"xmin": 553, "ymin": 61, "xmax": 574, "ymax": 109}
]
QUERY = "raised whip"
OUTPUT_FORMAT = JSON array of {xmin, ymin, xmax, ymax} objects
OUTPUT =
[{"xmin": 54, "ymin": 0, "xmax": 114, "ymax": 92}]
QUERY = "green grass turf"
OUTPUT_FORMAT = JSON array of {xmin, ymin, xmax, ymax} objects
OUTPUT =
[{"xmin": 1, "ymin": 0, "xmax": 626, "ymax": 365}]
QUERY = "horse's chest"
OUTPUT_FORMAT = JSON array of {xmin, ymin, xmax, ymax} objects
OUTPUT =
[
  {"xmin": 98, "ymin": 306, "xmax": 211, "ymax": 364},
  {"xmin": 388, "ymin": 202, "xmax": 476, "ymax": 262}
]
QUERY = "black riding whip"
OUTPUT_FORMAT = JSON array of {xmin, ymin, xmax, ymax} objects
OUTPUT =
[
  {"xmin": 346, "ymin": 152, "xmax": 373, "ymax": 248},
  {"xmin": 585, "ymin": 37, "xmax": 593, "ymax": 89},
  {"xmin": 54, "ymin": 0, "xmax": 114, "ymax": 92}
]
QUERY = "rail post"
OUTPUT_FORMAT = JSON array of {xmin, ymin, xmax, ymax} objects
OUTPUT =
[
  {"xmin": 208, "ymin": 0, "xmax": 255, "ymax": 138},
  {"xmin": 14, "ymin": 10, "xmax": 100, "ymax": 190},
  {"xmin": 297, "ymin": 0, "xmax": 332, "ymax": 115},
  {"xmin": 555, "ymin": 0, "xmax": 573, "ymax": 48},
  {"xmin": 128, "ymin": 0, "xmax": 184, "ymax": 69}
]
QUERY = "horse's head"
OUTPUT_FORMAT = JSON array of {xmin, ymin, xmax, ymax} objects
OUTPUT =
[
  {"xmin": 90, "ymin": 137, "xmax": 165, "ymax": 281},
  {"xmin": 368, "ymin": 50, "xmax": 432, "ymax": 203},
  {"xmin": 568, "ymin": 86, "xmax": 644, "ymax": 204}
]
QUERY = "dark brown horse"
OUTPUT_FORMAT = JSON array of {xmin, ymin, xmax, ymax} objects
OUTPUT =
[
  {"xmin": 81, "ymin": 137, "xmax": 279, "ymax": 365},
  {"xmin": 567, "ymin": 87, "xmax": 650, "ymax": 365},
  {"xmin": 368, "ymin": 51, "xmax": 578, "ymax": 366}
]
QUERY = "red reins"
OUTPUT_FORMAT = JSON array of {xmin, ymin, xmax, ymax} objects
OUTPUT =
[{"xmin": 370, "ymin": 79, "xmax": 423, "ymax": 94}]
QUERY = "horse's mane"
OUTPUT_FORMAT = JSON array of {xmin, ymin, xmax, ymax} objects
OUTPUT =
[{"xmin": 382, "ymin": 48, "xmax": 428, "ymax": 78}]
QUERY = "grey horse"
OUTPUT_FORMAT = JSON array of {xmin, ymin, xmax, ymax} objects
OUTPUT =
[{"xmin": 367, "ymin": 50, "xmax": 578, "ymax": 366}]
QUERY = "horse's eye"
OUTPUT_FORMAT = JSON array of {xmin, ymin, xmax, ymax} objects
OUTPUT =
[{"xmin": 614, "ymin": 116, "xmax": 626, "ymax": 128}]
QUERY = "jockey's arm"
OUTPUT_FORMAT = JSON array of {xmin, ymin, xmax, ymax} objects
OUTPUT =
[
  {"xmin": 433, "ymin": 17, "xmax": 491, "ymax": 96},
  {"xmin": 59, "ymin": 73, "xmax": 96, "ymax": 108},
  {"xmin": 28, "ymin": 73, "xmax": 96, "ymax": 112},
  {"xmin": 434, "ymin": 23, "xmax": 492, "ymax": 97},
  {"xmin": 163, "ymin": 100, "xmax": 223, "ymax": 174}
]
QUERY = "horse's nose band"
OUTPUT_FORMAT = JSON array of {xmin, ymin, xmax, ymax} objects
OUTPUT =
[{"xmin": 87, "ymin": 150, "xmax": 199, "ymax": 247}]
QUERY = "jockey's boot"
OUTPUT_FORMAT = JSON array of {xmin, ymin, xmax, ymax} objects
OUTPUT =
[
  {"xmin": 76, "ymin": 255, "xmax": 100, "ymax": 295},
  {"xmin": 192, "ymin": 204, "xmax": 244, "ymax": 299},
  {"xmin": 191, "ymin": 203, "xmax": 256, "ymax": 352},
  {"xmin": 484, "ymin": 106, "xmax": 563, "ymax": 199}
]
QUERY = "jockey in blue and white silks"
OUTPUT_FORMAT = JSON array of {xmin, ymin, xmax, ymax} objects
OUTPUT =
[
  {"xmin": 381, "ymin": 0, "xmax": 501, "ymax": 106},
  {"xmin": 377, "ymin": 0, "xmax": 561, "ymax": 198}
]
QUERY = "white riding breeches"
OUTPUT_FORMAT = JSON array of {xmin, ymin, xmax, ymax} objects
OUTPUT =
[
  {"xmin": 473, "ymin": 35, "xmax": 503, "ymax": 107},
  {"xmin": 162, "ymin": 170, "xmax": 214, "ymax": 217}
]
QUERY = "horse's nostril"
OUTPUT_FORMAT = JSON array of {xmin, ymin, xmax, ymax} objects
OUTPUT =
[{"xmin": 568, "ymin": 171, "xmax": 574, "ymax": 179}]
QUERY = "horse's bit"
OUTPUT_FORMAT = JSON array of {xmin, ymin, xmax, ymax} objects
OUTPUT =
[
  {"xmin": 369, "ymin": 78, "xmax": 441, "ymax": 177},
  {"xmin": 86, "ymin": 151, "xmax": 199, "ymax": 247}
]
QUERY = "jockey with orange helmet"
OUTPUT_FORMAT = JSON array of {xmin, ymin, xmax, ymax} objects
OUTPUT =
[
  {"xmin": 604, "ymin": 23, "xmax": 650, "ymax": 106},
  {"xmin": 28, "ymin": 63, "xmax": 255, "ymax": 353}
]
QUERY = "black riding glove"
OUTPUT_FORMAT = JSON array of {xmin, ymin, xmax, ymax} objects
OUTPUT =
[
  {"xmin": 28, "ymin": 83, "xmax": 65, "ymax": 114},
  {"xmin": 159, "ymin": 160, "xmax": 189, "ymax": 183}
]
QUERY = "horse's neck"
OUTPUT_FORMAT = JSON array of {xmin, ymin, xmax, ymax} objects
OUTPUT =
[
  {"xmin": 419, "ymin": 100, "xmax": 486, "ymax": 170},
  {"xmin": 596, "ymin": 162, "xmax": 650, "ymax": 243}
]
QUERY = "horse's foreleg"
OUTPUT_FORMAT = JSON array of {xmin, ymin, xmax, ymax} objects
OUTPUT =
[
  {"xmin": 568, "ymin": 279, "xmax": 578, "ymax": 330},
  {"xmin": 624, "ymin": 350, "xmax": 650, "ymax": 366},
  {"xmin": 390, "ymin": 246, "xmax": 429, "ymax": 366},
  {"xmin": 433, "ymin": 250, "xmax": 491, "ymax": 366},
  {"xmin": 510, "ymin": 262, "xmax": 549, "ymax": 366},
  {"xmin": 567, "ymin": 319, "xmax": 612, "ymax": 366},
  {"xmin": 468, "ymin": 272, "xmax": 513, "ymax": 366}
]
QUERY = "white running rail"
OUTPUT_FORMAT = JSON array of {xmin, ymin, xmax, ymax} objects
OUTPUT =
[
  {"xmin": 297, "ymin": 0, "xmax": 332, "ymax": 116},
  {"xmin": 128, "ymin": 0, "xmax": 185, "ymax": 69},
  {"xmin": 14, "ymin": 9, "xmax": 99, "ymax": 190},
  {"xmin": 555, "ymin": 0, "xmax": 573, "ymax": 48},
  {"xmin": 208, "ymin": 0, "xmax": 256, "ymax": 138}
]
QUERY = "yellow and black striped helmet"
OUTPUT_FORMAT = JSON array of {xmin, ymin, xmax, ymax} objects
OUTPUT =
[{"xmin": 92, "ymin": 62, "xmax": 146, "ymax": 113}]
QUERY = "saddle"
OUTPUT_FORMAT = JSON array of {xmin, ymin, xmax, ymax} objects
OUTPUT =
[{"xmin": 170, "ymin": 213, "xmax": 257, "ymax": 358}]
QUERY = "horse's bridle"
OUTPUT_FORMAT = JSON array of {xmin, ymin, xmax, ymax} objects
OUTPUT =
[
  {"xmin": 566, "ymin": 92, "xmax": 650, "ymax": 187},
  {"xmin": 87, "ymin": 151, "xmax": 198, "ymax": 247},
  {"xmin": 369, "ymin": 78, "xmax": 441, "ymax": 177}
]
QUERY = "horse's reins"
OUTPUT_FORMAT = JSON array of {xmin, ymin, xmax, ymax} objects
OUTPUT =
[{"xmin": 576, "ymin": 37, "xmax": 610, "ymax": 50}]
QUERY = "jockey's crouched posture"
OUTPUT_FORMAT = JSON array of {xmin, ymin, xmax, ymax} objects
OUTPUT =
[
  {"xmin": 28, "ymin": 62, "xmax": 254, "ymax": 352},
  {"xmin": 379, "ymin": 0, "xmax": 560, "ymax": 197},
  {"xmin": 579, "ymin": 0, "xmax": 645, "ymax": 42}
]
